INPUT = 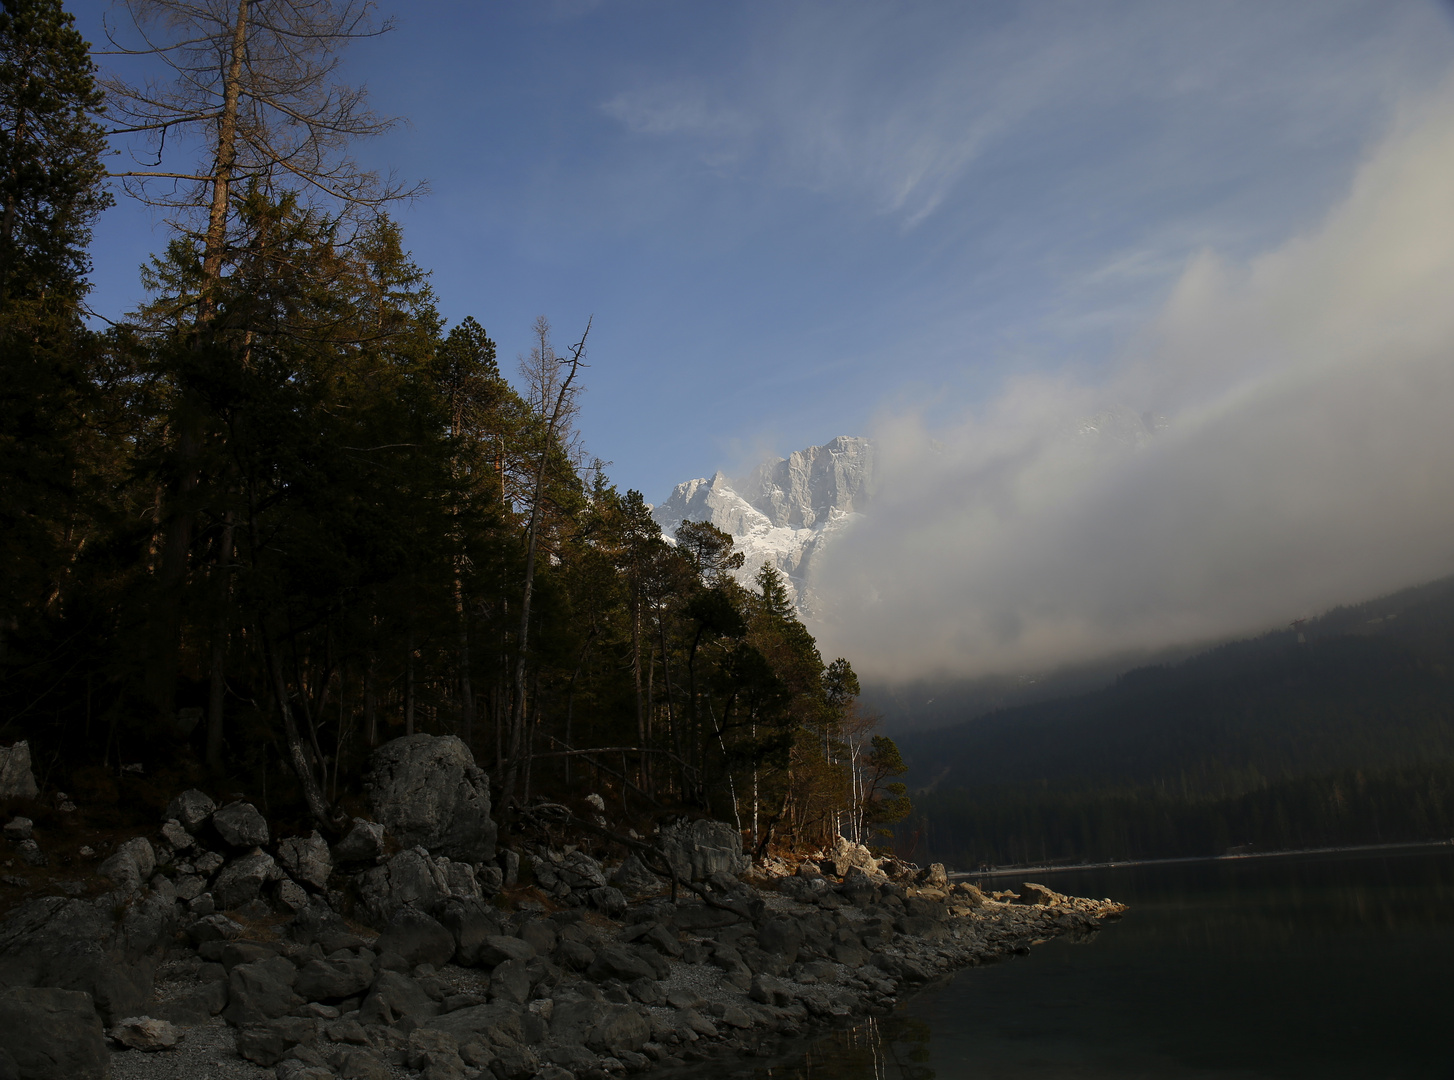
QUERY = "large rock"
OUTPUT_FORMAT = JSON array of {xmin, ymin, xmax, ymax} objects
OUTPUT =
[
  {"xmin": 0, "ymin": 987, "xmax": 109, "ymax": 1080},
  {"xmin": 549, "ymin": 998, "xmax": 649, "ymax": 1055},
  {"xmin": 423, "ymin": 1002, "xmax": 525, "ymax": 1046},
  {"xmin": 359, "ymin": 970, "xmax": 440, "ymax": 1027},
  {"xmin": 236, "ymin": 1016, "xmax": 316, "ymax": 1066},
  {"xmin": 211, "ymin": 801, "xmax": 269, "ymax": 848},
  {"xmin": 277, "ymin": 832, "xmax": 332, "ymax": 891},
  {"xmin": 609, "ymin": 855, "xmax": 661, "ymax": 895},
  {"xmin": 331, "ymin": 818, "xmax": 385, "ymax": 866},
  {"xmin": 658, "ymin": 819, "xmax": 747, "ymax": 882},
  {"xmin": 367, "ymin": 735, "xmax": 496, "ymax": 862},
  {"xmin": 293, "ymin": 957, "xmax": 374, "ymax": 1002},
  {"xmin": 435, "ymin": 899, "xmax": 502, "ymax": 967},
  {"xmin": 108, "ymin": 1015, "xmax": 182, "ymax": 1050},
  {"xmin": 97, "ymin": 838, "xmax": 156, "ymax": 896},
  {"xmin": 165, "ymin": 790, "xmax": 215, "ymax": 833},
  {"xmin": 0, "ymin": 741, "xmax": 39, "ymax": 800},
  {"xmin": 0, "ymin": 890, "xmax": 175, "ymax": 1023},
  {"xmin": 355, "ymin": 847, "xmax": 451, "ymax": 927},
  {"xmin": 223, "ymin": 957, "xmax": 301, "ymax": 1026},
  {"xmin": 374, "ymin": 907, "xmax": 455, "ymax": 968},
  {"xmin": 213, "ymin": 852, "xmax": 282, "ymax": 909},
  {"xmin": 826, "ymin": 836, "xmax": 881, "ymax": 879}
]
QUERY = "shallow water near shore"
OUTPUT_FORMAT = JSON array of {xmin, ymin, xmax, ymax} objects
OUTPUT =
[{"xmin": 744, "ymin": 845, "xmax": 1454, "ymax": 1080}]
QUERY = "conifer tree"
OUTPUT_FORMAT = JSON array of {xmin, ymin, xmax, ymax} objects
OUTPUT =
[{"xmin": 0, "ymin": 0, "xmax": 112, "ymax": 682}]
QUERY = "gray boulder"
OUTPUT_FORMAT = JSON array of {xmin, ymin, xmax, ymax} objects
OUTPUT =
[
  {"xmin": 211, "ymin": 801, "xmax": 269, "ymax": 848},
  {"xmin": 359, "ymin": 970, "xmax": 440, "ymax": 1027},
  {"xmin": 109, "ymin": 1015, "xmax": 182, "ymax": 1050},
  {"xmin": 277, "ymin": 831, "xmax": 332, "ymax": 891},
  {"xmin": 355, "ymin": 847, "xmax": 450, "ymax": 927},
  {"xmin": 0, "ymin": 890, "xmax": 175, "ymax": 1023},
  {"xmin": 586, "ymin": 945, "xmax": 657, "ymax": 984},
  {"xmin": 586, "ymin": 886, "xmax": 627, "ymax": 917},
  {"xmin": 375, "ymin": 906, "xmax": 455, "ymax": 968},
  {"xmin": 235, "ymin": 1015, "xmax": 317, "ymax": 1066},
  {"xmin": 331, "ymin": 818, "xmax": 385, "ymax": 866},
  {"xmin": 165, "ymin": 790, "xmax": 216, "ymax": 833},
  {"xmin": 476, "ymin": 935, "xmax": 535, "ymax": 968},
  {"xmin": 423, "ymin": 1002, "xmax": 525, "ymax": 1046},
  {"xmin": 293, "ymin": 957, "xmax": 374, "ymax": 1002},
  {"xmin": 367, "ymin": 734, "xmax": 496, "ymax": 862},
  {"xmin": 608, "ymin": 854, "xmax": 661, "ymax": 895},
  {"xmin": 0, "ymin": 987, "xmax": 109, "ymax": 1080},
  {"xmin": 213, "ymin": 852, "xmax": 282, "ymax": 910},
  {"xmin": 658, "ymin": 819, "xmax": 747, "ymax": 882},
  {"xmin": 97, "ymin": 837, "xmax": 156, "ymax": 896},
  {"xmin": 758, "ymin": 917, "xmax": 804, "ymax": 962},
  {"xmin": 223, "ymin": 956, "xmax": 301, "ymax": 1026},
  {"xmin": 0, "ymin": 742, "xmax": 39, "ymax": 800},
  {"xmin": 487, "ymin": 958, "xmax": 530, "ymax": 1005},
  {"xmin": 435, "ymin": 899, "xmax": 503, "ymax": 967},
  {"xmin": 550, "ymin": 998, "xmax": 650, "ymax": 1055}
]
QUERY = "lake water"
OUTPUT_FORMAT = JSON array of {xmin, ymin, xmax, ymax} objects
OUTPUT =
[{"xmin": 757, "ymin": 844, "xmax": 1454, "ymax": 1080}]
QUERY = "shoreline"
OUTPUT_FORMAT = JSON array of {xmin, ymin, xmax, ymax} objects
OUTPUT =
[
  {"xmin": 955, "ymin": 837, "xmax": 1454, "ymax": 880},
  {"xmin": 104, "ymin": 872, "xmax": 1125, "ymax": 1080}
]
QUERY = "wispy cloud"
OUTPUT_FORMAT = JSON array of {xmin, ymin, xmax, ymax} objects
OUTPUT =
[
  {"xmin": 600, "ymin": 88, "xmax": 753, "ymax": 139},
  {"xmin": 810, "ymin": 79, "xmax": 1454, "ymax": 681},
  {"xmin": 595, "ymin": 0, "xmax": 1449, "ymax": 235}
]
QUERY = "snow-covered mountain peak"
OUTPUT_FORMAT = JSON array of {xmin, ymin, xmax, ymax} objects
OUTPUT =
[{"xmin": 654, "ymin": 436, "xmax": 875, "ymax": 615}]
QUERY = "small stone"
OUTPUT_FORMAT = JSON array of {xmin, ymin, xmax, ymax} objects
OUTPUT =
[
  {"xmin": 160, "ymin": 819, "xmax": 195, "ymax": 851},
  {"xmin": 194, "ymin": 850, "xmax": 224, "ymax": 874},
  {"xmin": 78, "ymin": 845, "xmax": 95, "ymax": 858},
  {"xmin": 18, "ymin": 838, "xmax": 45, "ymax": 867},
  {"xmin": 4, "ymin": 816, "xmax": 33, "ymax": 841},
  {"xmin": 109, "ymin": 1015, "xmax": 183, "ymax": 1050}
]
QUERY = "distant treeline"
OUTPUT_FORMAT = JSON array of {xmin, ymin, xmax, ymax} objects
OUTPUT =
[
  {"xmin": 911, "ymin": 761, "xmax": 1454, "ymax": 867},
  {"xmin": 896, "ymin": 577, "xmax": 1454, "ymax": 866}
]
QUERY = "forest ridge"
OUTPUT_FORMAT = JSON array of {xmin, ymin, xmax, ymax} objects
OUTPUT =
[{"xmin": 0, "ymin": 0, "xmax": 910, "ymax": 850}]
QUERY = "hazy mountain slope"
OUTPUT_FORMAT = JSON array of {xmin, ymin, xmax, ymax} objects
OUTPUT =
[{"xmin": 896, "ymin": 575, "xmax": 1454, "ymax": 864}]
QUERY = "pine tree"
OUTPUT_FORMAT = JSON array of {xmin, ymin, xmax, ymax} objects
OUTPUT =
[{"xmin": 0, "ymin": 0, "xmax": 112, "ymax": 685}]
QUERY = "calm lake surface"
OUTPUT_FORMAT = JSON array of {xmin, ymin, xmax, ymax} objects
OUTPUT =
[{"xmin": 759, "ymin": 845, "xmax": 1454, "ymax": 1080}]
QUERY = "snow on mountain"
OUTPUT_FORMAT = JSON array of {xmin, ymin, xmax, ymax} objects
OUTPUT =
[{"xmin": 654, "ymin": 436, "xmax": 875, "ymax": 615}]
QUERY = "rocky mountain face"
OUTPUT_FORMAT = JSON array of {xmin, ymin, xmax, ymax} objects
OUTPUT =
[{"xmin": 653, "ymin": 436, "xmax": 874, "ymax": 615}]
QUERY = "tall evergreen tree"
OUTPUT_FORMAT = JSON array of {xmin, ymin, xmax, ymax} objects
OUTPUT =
[{"xmin": 0, "ymin": 0, "xmax": 112, "ymax": 688}]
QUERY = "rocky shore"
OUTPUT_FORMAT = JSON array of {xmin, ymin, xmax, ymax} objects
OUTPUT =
[{"xmin": 0, "ymin": 735, "xmax": 1125, "ymax": 1080}]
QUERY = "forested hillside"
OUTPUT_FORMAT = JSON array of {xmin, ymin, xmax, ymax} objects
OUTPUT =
[
  {"xmin": 900, "ymin": 577, "xmax": 1454, "ymax": 866},
  {"xmin": 0, "ymin": 0, "xmax": 905, "ymax": 853}
]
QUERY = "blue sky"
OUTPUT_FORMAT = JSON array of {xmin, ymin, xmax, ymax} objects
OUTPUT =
[
  {"xmin": 75, "ymin": 0, "xmax": 1454, "ymax": 505},
  {"xmin": 72, "ymin": 1, "xmax": 1454, "ymax": 678}
]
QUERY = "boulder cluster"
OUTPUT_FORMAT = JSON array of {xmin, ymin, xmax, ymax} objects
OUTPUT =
[{"xmin": 0, "ymin": 734, "xmax": 1124, "ymax": 1080}]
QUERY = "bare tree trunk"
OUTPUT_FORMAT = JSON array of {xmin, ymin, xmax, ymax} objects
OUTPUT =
[
  {"xmin": 501, "ymin": 317, "xmax": 590, "ymax": 803},
  {"xmin": 261, "ymin": 616, "xmax": 342, "ymax": 833},
  {"xmin": 205, "ymin": 512, "xmax": 235, "ymax": 770},
  {"xmin": 457, "ymin": 577, "xmax": 475, "ymax": 744},
  {"xmin": 146, "ymin": 1, "xmax": 248, "ymax": 731},
  {"xmin": 404, "ymin": 623, "xmax": 415, "ymax": 736},
  {"xmin": 199, "ymin": 0, "xmax": 249, "ymax": 321}
]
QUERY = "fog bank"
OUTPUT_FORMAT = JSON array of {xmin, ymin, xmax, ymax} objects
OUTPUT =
[{"xmin": 811, "ymin": 84, "xmax": 1454, "ymax": 682}]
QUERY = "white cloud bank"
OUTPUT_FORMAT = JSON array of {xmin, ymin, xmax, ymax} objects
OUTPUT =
[{"xmin": 810, "ymin": 83, "xmax": 1454, "ymax": 682}]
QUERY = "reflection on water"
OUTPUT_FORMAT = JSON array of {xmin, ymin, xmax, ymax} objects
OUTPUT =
[
  {"xmin": 757, "ymin": 846, "xmax": 1454, "ymax": 1080},
  {"xmin": 760, "ymin": 1016, "xmax": 937, "ymax": 1080}
]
